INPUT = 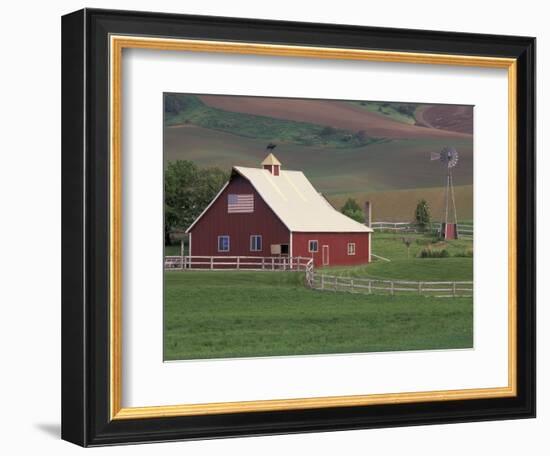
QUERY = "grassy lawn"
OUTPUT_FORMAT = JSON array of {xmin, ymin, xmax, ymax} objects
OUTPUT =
[
  {"xmin": 325, "ymin": 258, "xmax": 472, "ymax": 281},
  {"xmin": 322, "ymin": 232, "xmax": 473, "ymax": 281},
  {"xmin": 164, "ymin": 271, "xmax": 473, "ymax": 360},
  {"xmin": 371, "ymin": 232, "xmax": 473, "ymax": 260}
]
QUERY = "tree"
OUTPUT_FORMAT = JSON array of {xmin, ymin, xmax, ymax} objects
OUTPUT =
[
  {"xmin": 415, "ymin": 199, "xmax": 431, "ymax": 232},
  {"xmin": 341, "ymin": 198, "xmax": 364, "ymax": 223},
  {"xmin": 164, "ymin": 160, "xmax": 229, "ymax": 245}
]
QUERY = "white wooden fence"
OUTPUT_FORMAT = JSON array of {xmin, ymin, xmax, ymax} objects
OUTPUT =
[
  {"xmin": 309, "ymin": 273, "xmax": 472, "ymax": 298},
  {"xmin": 165, "ymin": 255, "xmax": 313, "ymax": 271},
  {"xmin": 164, "ymin": 256, "xmax": 470, "ymax": 297},
  {"xmin": 370, "ymin": 221, "xmax": 473, "ymax": 238}
]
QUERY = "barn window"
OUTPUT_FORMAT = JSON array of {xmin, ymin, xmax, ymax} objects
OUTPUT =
[
  {"xmin": 250, "ymin": 235, "xmax": 262, "ymax": 252},
  {"xmin": 218, "ymin": 235, "xmax": 230, "ymax": 252},
  {"xmin": 347, "ymin": 243, "xmax": 356, "ymax": 255},
  {"xmin": 308, "ymin": 240, "xmax": 318, "ymax": 253},
  {"xmin": 228, "ymin": 194, "xmax": 254, "ymax": 213}
]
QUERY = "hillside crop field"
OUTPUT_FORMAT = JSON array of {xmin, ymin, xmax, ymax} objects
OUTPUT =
[
  {"xmin": 165, "ymin": 127, "xmax": 473, "ymax": 197},
  {"xmin": 164, "ymin": 93, "xmax": 474, "ymax": 221},
  {"xmin": 164, "ymin": 271, "xmax": 473, "ymax": 360},
  {"xmin": 326, "ymin": 185, "xmax": 474, "ymax": 222}
]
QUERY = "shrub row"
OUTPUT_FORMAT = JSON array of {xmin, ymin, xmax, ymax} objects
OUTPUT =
[
  {"xmin": 418, "ymin": 247, "xmax": 474, "ymax": 258},
  {"xmin": 419, "ymin": 247, "xmax": 450, "ymax": 258}
]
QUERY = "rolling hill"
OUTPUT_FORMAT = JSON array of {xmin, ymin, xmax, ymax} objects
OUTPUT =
[
  {"xmin": 198, "ymin": 95, "xmax": 472, "ymax": 140},
  {"xmin": 164, "ymin": 93, "xmax": 474, "ymax": 220}
]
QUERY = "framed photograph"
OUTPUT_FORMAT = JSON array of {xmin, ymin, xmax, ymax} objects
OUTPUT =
[{"xmin": 61, "ymin": 8, "xmax": 535, "ymax": 446}]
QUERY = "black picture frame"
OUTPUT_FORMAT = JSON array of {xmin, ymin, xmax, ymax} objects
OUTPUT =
[{"xmin": 62, "ymin": 8, "xmax": 536, "ymax": 447}]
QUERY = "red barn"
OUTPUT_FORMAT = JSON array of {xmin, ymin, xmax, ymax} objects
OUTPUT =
[{"xmin": 186, "ymin": 154, "xmax": 373, "ymax": 267}]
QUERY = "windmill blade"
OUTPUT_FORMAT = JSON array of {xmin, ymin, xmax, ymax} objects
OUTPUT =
[{"xmin": 430, "ymin": 151, "xmax": 441, "ymax": 161}]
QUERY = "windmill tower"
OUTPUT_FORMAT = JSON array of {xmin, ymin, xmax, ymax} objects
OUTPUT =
[{"xmin": 431, "ymin": 146, "xmax": 459, "ymax": 239}]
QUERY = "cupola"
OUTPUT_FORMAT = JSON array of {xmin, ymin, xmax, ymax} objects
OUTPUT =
[{"xmin": 261, "ymin": 153, "xmax": 281, "ymax": 176}]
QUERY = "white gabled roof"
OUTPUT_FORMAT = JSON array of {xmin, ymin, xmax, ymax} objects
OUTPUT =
[{"xmin": 233, "ymin": 166, "xmax": 372, "ymax": 233}]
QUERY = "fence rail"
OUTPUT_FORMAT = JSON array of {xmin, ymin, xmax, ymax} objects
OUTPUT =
[
  {"xmin": 165, "ymin": 255, "xmax": 313, "ymax": 271},
  {"xmin": 370, "ymin": 221, "xmax": 473, "ymax": 237},
  {"xmin": 309, "ymin": 273, "xmax": 472, "ymax": 297},
  {"xmin": 164, "ymin": 256, "xmax": 471, "ymax": 298}
]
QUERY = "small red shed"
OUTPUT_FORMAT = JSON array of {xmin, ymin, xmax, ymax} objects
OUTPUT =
[{"xmin": 186, "ymin": 154, "xmax": 373, "ymax": 267}]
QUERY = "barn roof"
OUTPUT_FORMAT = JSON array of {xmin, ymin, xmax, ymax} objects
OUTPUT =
[{"xmin": 231, "ymin": 166, "xmax": 372, "ymax": 233}]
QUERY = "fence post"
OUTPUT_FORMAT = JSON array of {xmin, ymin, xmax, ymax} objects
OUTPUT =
[
  {"xmin": 210, "ymin": 257, "xmax": 213, "ymax": 270},
  {"xmin": 452, "ymin": 282, "xmax": 456, "ymax": 297},
  {"xmin": 350, "ymin": 279, "xmax": 354, "ymax": 293},
  {"xmin": 180, "ymin": 240, "xmax": 184, "ymax": 270},
  {"xmin": 262, "ymin": 257, "xmax": 265, "ymax": 270},
  {"xmin": 368, "ymin": 280, "xmax": 372, "ymax": 294},
  {"xmin": 418, "ymin": 281, "xmax": 422, "ymax": 295},
  {"xmin": 390, "ymin": 281, "xmax": 394, "ymax": 296},
  {"xmin": 237, "ymin": 257, "xmax": 240, "ymax": 270},
  {"xmin": 272, "ymin": 258, "xmax": 274, "ymax": 270},
  {"xmin": 321, "ymin": 274, "xmax": 324, "ymax": 290}
]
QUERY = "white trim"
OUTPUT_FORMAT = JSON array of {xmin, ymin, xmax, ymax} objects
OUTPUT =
[
  {"xmin": 289, "ymin": 232, "xmax": 293, "ymax": 257},
  {"xmin": 368, "ymin": 232, "xmax": 372, "ymax": 262},
  {"xmin": 322, "ymin": 245, "xmax": 329, "ymax": 266},
  {"xmin": 185, "ymin": 181, "xmax": 230, "ymax": 233},
  {"xmin": 250, "ymin": 234, "xmax": 262, "ymax": 252},
  {"xmin": 308, "ymin": 239, "xmax": 319, "ymax": 253},
  {"xmin": 347, "ymin": 242, "xmax": 356, "ymax": 256},
  {"xmin": 217, "ymin": 235, "xmax": 230, "ymax": 252}
]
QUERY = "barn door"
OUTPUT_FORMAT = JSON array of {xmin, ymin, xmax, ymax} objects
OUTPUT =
[{"xmin": 322, "ymin": 245, "xmax": 329, "ymax": 266}]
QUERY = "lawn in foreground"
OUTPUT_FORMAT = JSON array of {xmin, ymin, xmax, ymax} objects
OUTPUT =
[{"xmin": 164, "ymin": 271, "xmax": 473, "ymax": 361}]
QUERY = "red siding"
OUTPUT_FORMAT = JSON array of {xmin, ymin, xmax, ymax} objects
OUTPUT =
[
  {"xmin": 292, "ymin": 232, "xmax": 371, "ymax": 267},
  {"xmin": 189, "ymin": 175, "xmax": 290, "ymax": 256}
]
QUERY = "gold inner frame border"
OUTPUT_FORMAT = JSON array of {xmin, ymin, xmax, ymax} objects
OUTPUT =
[{"xmin": 109, "ymin": 35, "xmax": 517, "ymax": 420}]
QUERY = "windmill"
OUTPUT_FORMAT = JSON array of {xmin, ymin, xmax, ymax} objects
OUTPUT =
[{"xmin": 431, "ymin": 146, "xmax": 459, "ymax": 239}]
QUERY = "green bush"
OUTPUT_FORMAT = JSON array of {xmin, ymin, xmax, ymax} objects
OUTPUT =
[{"xmin": 419, "ymin": 247, "xmax": 450, "ymax": 258}]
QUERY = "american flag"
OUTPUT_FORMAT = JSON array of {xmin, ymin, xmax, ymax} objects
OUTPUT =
[{"xmin": 228, "ymin": 194, "xmax": 254, "ymax": 213}]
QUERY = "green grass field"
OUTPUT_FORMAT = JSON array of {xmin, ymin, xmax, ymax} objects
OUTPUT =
[
  {"xmin": 325, "ymin": 232, "xmax": 473, "ymax": 281},
  {"xmin": 164, "ymin": 232, "xmax": 473, "ymax": 360},
  {"xmin": 164, "ymin": 271, "xmax": 473, "ymax": 360}
]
